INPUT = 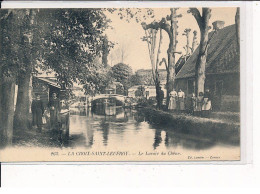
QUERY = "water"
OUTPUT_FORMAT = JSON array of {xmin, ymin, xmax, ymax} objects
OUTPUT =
[{"xmin": 68, "ymin": 106, "xmax": 240, "ymax": 152}]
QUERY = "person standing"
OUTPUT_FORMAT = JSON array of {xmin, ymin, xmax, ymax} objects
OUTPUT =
[
  {"xmin": 178, "ymin": 89, "xmax": 185, "ymax": 112},
  {"xmin": 196, "ymin": 92, "xmax": 204, "ymax": 117},
  {"xmin": 158, "ymin": 87, "xmax": 164, "ymax": 110},
  {"xmin": 48, "ymin": 93, "xmax": 61, "ymax": 130},
  {"xmin": 202, "ymin": 89, "xmax": 212, "ymax": 117},
  {"xmin": 31, "ymin": 94, "xmax": 45, "ymax": 132},
  {"xmin": 191, "ymin": 93, "xmax": 197, "ymax": 115},
  {"xmin": 168, "ymin": 89, "xmax": 177, "ymax": 111}
]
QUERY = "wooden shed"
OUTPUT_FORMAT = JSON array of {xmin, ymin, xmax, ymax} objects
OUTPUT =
[{"xmin": 32, "ymin": 77, "xmax": 61, "ymax": 106}]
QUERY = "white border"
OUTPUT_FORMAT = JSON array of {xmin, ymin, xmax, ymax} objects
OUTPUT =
[
  {"xmin": 0, "ymin": 1, "xmax": 253, "ymax": 165},
  {"xmin": 1, "ymin": 0, "xmax": 248, "ymax": 8}
]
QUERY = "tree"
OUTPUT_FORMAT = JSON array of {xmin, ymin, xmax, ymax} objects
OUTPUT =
[
  {"xmin": 141, "ymin": 24, "xmax": 162, "ymax": 109},
  {"xmin": 1, "ymin": 9, "xmax": 113, "ymax": 145},
  {"xmin": 191, "ymin": 30, "xmax": 198, "ymax": 54},
  {"xmin": 14, "ymin": 10, "xmax": 37, "ymax": 131},
  {"xmin": 111, "ymin": 63, "xmax": 133, "ymax": 95},
  {"xmin": 42, "ymin": 9, "xmax": 112, "ymax": 88},
  {"xmin": 83, "ymin": 58, "xmax": 113, "ymax": 96},
  {"xmin": 115, "ymin": 41, "xmax": 129, "ymax": 64},
  {"xmin": 188, "ymin": 8, "xmax": 212, "ymax": 96},
  {"xmin": 142, "ymin": 8, "xmax": 182, "ymax": 109},
  {"xmin": 102, "ymin": 35, "xmax": 110, "ymax": 67},
  {"xmin": 0, "ymin": 10, "xmax": 20, "ymax": 146},
  {"xmin": 182, "ymin": 28, "xmax": 191, "ymax": 56},
  {"xmin": 129, "ymin": 73, "xmax": 143, "ymax": 86},
  {"xmin": 135, "ymin": 86, "xmax": 145, "ymax": 97}
]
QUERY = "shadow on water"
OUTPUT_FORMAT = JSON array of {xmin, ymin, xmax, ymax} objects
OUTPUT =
[
  {"xmin": 68, "ymin": 105, "xmax": 239, "ymax": 151},
  {"xmin": 134, "ymin": 110, "xmax": 240, "ymax": 150}
]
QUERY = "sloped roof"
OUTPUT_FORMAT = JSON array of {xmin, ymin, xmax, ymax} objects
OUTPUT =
[
  {"xmin": 36, "ymin": 77, "xmax": 61, "ymax": 89},
  {"xmin": 176, "ymin": 24, "xmax": 239, "ymax": 79},
  {"xmin": 175, "ymin": 55, "xmax": 190, "ymax": 74}
]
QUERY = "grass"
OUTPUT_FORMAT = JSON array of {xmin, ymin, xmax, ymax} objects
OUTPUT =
[{"xmin": 139, "ymin": 108, "xmax": 240, "ymax": 146}]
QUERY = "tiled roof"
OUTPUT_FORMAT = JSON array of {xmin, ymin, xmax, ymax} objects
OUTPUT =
[{"xmin": 176, "ymin": 24, "xmax": 239, "ymax": 79}]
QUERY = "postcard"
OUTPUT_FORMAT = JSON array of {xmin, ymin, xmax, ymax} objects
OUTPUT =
[{"xmin": 0, "ymin": 5, "xmax": 243, "ymax": 162}]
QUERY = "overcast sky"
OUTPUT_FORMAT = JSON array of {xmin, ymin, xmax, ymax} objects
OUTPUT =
[{"xmin": 105, "ymin": 7, "xmax": 237, "ymax": 72}]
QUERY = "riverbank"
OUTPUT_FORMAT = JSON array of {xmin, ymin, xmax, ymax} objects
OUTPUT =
[
  {"xmin": 139, "ymin": 108, "xmax": 240, "ymax": 145},
  {"xmin": 12, "ymin": 127, "xmax": 63, "ymax": 148}
]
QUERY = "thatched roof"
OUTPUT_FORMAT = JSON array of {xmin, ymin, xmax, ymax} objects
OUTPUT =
[{"xmin": 176, "ymin": 24, "xmax": 239, "ymax": 79}]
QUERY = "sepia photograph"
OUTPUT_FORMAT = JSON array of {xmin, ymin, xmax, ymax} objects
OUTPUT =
[{"xmin": 0, "ymin": 6, "xmax": 241, "ymax": 162}]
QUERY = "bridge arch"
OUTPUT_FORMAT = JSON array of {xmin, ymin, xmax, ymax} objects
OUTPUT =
[{"xmin": 92, "ymin": 94, "xmax": 126, "ymax": 103}]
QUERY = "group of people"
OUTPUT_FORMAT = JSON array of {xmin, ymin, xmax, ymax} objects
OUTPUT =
[
  {"xmin": 168, "ymin": 89, "xmax": 186, "ymax": 112},
  {"xmin": 31, "ymin": 93, "xmax": 61, "ymax": 132},
  {"xmin": 168, "ymin": 89, "xmax": 212, "ymax": 117}
]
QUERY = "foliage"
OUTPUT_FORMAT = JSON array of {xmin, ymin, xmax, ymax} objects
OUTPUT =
[
  {"xmin": 105, "ymin": 8, "xmax": 154, "ymax": 23},
  {"xmin": 135, "ymin": 86, "xmax": 145, "ymax": 97},
  {"xmin": 111, "ymin": 63, "xmax": 133, "ymax": 83},
  {"xmin": 41, "ymin": 9, "xmax": 113, "ymax": 89},
  {"xmin": 0, "ymin": 9, "xmax": 114, "ymax": 91},
  {"xmin": 115, "ymin": 84, "xmax": 124, "ymax": 95},
  {"xmin": 111, "ymin": 63, "xmax": 133, "ymax": 94},
  {"xmin": 129, "ymin": 73, "xmax": 143, "ymax": 86},
  {"xmin": 82, "ymin": 59, "xmax": 113, "ymax": 96},
  {"xmin": 0, "ymin": 10, "xmax": 35, "ymax": 79}
]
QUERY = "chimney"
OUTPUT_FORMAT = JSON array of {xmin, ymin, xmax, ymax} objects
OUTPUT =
[{"xmin": 212, "ymin": 20, "xmax": 225, "ymax": 31}]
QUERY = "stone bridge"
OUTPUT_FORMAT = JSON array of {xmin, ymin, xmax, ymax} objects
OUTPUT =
[{"xmin": 92, "ymin": 94, "xmax": 126, "ymax": 103}]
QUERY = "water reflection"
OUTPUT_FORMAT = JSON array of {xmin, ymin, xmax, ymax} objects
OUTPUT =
[
  {"xmin": 99, "ymin": 118, "xmax": 109, "ymax": 146},
  {"xmin": 68, "ymin": 105, "xmax": 239, "ymax": 151},
  {"xmin": 153, "ymin": 129, "xmax": 162, "ymax": 150}
]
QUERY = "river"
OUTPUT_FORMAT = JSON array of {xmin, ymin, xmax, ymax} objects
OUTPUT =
[{"xmin": 68, "ymin": 106, "xmax": 240, "ymax": 153}]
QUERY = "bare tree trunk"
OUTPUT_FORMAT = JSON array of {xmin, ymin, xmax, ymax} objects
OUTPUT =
[
  {"xmin": 195, "ymin": 30, "xmax": 209, "ymax": 95},
  {"xmin": 191, "ymin": 30, "xmax": 198, "ymax": 54},
  {"xmin": 142, "ymin": 25, "xmax": 162, "ymax": 109},
  {"xmin": 14, "ymin": 9, "xmax": 36, "ymax": 131},
  {"xmin": 0, "ymin": 11, "xmax": 16, "ymax": 147},
  {"xmin": 0, "ymin": 76, "xmax": 16, "ymax": 147},
  {"xmin": 166, "ymin": 42, "xmax": 175, "ymax": 108},
  {"xmin": 155, "ymin": 77, "xmax": 161, "ymax": 109},
  {"xmin": 14, "ymin": 72, "xmax": 31, "ymax": 130},
  {"xmin": 189, "ymin": 8, "xmax": 211, "ymax": 96},
  {"xmin": 165, "ymin": 8, "xmax": 180, "ymax": 109},
  {"xmin": 183, "ymin": 28, "xmax": 191, "ymax": 56},
  {"xmin": 102, "ymin": 36, "xmax": 109, "ymax": 67}
]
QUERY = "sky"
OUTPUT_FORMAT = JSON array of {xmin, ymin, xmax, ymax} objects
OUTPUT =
[{"xmin": 105, "ymin": 7, "xmax": 237, "ymax": 72}]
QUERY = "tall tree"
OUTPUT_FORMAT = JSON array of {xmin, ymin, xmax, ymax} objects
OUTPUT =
[
  {"xmin": 0, "ymin": 10, "xmax": 18, "ymax": 146},
  {"xmin": 1, "ymin": 9, "xmax": 113, "ymax": 144},
  {"xmin": 182, "ymin": 28, "xmax": 191, "ymax": 56},
  {"xmin": 129, "ymin": 72, "xmax": 143, "ymax": 87},
  {"xmin": 111, "ymin": 63, "xmax": 133, "ymax": 95},
  {"xmin": 188, "ymin": 8, "xmax": 211, "ymax": 96},
  {"xmin": 141, "ymin": 25, "xmax": 163, "ymax": 109},
  {"xmin": 142, "ymin": 8, "xmax": 182, "ymax": 108},
  {"xmin": 102, "ymin": 35, "xmax": 110, "ymax": 67},
  {"xmin": 43, "ymin": 9, "xmax": 111, "ymax": 89},
  {"xmin": 14, "ymin": 9, "xmax": 37, "ymax": 131},
  {"xmin": 191, "ymin": 30, "xmax": 198, "ymax": 54},
  {"xmin": 83, "ymin": 58, "xmax": 113, "ymax": 96}
]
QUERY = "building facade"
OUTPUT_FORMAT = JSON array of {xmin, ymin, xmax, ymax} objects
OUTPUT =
[{"xmin": 175, "ymin": 23, "xmax": 240, "ymax": 111}]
